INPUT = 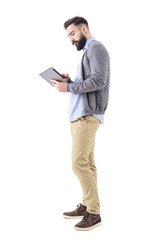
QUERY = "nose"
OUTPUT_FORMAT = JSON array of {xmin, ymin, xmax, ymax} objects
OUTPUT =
[{"xmin": 69, "ymin": 36, "xmax": 74, "ymax": 42}]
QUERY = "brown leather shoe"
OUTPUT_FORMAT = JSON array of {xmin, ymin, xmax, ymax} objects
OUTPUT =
[
  {"xmin": 63, "ymin": 203, "xmax": 87, "ymax": 219},
  {"xmin": 74, "ymin": 212, "xmax": 101, "ymax": 231}
]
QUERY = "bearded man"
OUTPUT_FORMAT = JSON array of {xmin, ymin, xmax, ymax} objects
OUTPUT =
[{"xmin": 51, "ymin": 16, "xmax": 110, "ymax": 231}]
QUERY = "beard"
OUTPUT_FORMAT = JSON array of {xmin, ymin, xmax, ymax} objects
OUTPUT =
[{"xmin": 72, "ymin": 34, "xmax": 87, "ymax": 51}]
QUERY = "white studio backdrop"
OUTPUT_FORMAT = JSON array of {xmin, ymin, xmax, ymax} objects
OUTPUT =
[{"xmin": 0, "ymin": 0, "xmax": 160, "ymax": 239}]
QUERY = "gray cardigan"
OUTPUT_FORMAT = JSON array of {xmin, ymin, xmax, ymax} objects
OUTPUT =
[{"xmin": 67, "ymin": 40, "xmax": 110, "ymax": 115}]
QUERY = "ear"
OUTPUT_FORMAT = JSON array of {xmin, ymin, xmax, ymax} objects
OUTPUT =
[{"xmin": 81, "ymin": 25, "xmax": 87, "ymax": 34}]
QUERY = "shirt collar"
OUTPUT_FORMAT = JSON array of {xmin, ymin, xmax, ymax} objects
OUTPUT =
[{"xmin": 83, "ymin": 37, "xmax": 95, "ymax": 52}]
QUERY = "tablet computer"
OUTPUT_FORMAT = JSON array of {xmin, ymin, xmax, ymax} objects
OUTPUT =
[{"xmin": 39, "ymin": 67, "xmax": 65, "ymax": 87}]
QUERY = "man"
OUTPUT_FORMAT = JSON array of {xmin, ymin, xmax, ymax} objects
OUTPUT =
[{"xmin": 51, "ymin": 16, "xmax": 110, "ymax": 231}]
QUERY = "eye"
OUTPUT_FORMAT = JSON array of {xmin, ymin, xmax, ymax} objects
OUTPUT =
[{"xmin": 70, "ymin": 32, "xmax": 75, "ymax": 36}]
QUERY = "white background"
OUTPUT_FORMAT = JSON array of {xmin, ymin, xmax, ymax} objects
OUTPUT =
[{"xmin": 0, "ymin": 0, "xmax": 160, "ymax": 239}]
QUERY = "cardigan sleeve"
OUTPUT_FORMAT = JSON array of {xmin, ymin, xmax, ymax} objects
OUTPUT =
[{"xmin": 67, "ymin": 44, "xmax": 109, "ymax": 94}]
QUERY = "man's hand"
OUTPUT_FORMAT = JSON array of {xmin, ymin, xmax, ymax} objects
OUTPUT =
[
  {"xmin": 50, "ymin": 79, "xmax": 67, "ymax": 92},
  {"xmin": 50, "ymin": 73, "xmax": 68, "ymax": 92},
  {"xmin": 61, "ymin": 73, "xmax": 69, "ymax": 82}
]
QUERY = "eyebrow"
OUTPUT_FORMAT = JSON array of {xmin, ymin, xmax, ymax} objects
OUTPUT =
[{"xmin": 68, "ymin": 31, "xmax": 74, "ymax": 37}]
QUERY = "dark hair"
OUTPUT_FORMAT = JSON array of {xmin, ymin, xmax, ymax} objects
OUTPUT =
[{"xmin": 64, "ymin": 16, "xmax": 89, "ymax": 29}]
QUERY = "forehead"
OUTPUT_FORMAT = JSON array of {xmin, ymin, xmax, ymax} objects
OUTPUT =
[{"xmin": 66, "ymin": 24, "xmax": 79, "ymax": 36}]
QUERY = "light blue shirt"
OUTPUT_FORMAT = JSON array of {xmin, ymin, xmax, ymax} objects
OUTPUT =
[{"xmin": 68, "ymin": 38, "xmax": 104, "ymax": 123}]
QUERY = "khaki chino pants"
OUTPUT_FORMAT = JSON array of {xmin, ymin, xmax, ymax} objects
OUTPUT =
[{"xmin": 70, "ymin": 115, "xmax": 101, "ymax": 214}]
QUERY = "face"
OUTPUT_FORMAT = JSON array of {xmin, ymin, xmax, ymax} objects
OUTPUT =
[{"xmin": 66, "ymin": 24, "xmax": 87, "ymax": 51}]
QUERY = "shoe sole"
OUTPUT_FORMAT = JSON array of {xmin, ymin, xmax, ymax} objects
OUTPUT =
[
  {"xmin": 74, "ymin": 222, "xmax": 102, "ymax": 231},
  {"xmin": 63, "ymin": 215, "xmax": 84, "ymax": 219}
]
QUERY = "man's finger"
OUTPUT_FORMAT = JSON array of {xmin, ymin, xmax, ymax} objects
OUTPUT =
[{"xmin": 50, "ymin": 79, "xmax": 58, "ymax": 83}]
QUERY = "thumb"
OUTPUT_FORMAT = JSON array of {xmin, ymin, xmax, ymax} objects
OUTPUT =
[{"xmin": 61, "ymin": 73, "xmax": 69, "ymax": 78}]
